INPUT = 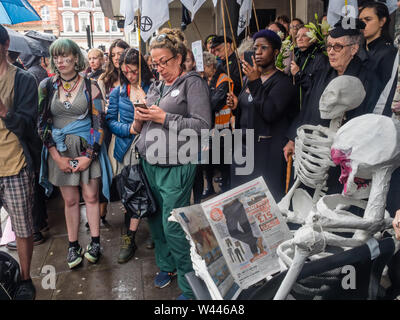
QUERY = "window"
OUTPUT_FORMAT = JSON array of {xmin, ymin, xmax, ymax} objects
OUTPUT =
[
  {"xmin": 79, "ymin": 0, "xmax": 87, "ymax": 8},
  {"xmin": 78, "ymin": 12, "xmax": 90, "ymax": 33},
  {"xmin": 63, "ymin": 0, "xmax": 71, "ymax": 8},
  {"xmin": 41, "ymin": 6, "xmax": 50, "ymax": 21},
  {"xmin": 62, "ymin": 12, "xmax": 75, "ymax": 33},
  {"xmin": 93, "ymin": 12, "xmax": 105, "ymax": 33},
  {"xmin": 110, "ymin": 20, "xmax": 119, "ymax": 33}
]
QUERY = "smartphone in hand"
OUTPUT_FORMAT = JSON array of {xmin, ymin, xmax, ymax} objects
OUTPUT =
[
  {"xmin": 134, "ymin": 103, "xmax": 148, "ymax": 110},
  {"xmin": 244, "ymin": 50, "xmax": 255, "ymax": 67}
]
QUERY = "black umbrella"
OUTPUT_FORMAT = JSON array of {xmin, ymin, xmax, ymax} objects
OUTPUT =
[
  {"xmin": 25, "ymin": 30, "xmax": 57, "ymax": 57},
  {"xmin": 4, "ymin": 26, "xmax": 32, "ymax": 54},
  {"xmin": 25, "ymin": 30, "xmax": 57, "ymax": 43}
]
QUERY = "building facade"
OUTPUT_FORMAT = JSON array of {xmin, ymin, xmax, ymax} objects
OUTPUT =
[
  {"xmin": 57, "ymin": 0, "xmax": 124, "ymax": 50},
  {"xmin": 9, "ymin": 0, "xmax": 60, "ymax": 35}
]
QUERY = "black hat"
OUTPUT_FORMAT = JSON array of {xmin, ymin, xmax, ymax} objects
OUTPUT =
[
  {"xmin": 210, "ymin": 35, "xmax": 232, "ymax": 49},
  {"xmin": 329, "ymin": 17, "xmax": 366, "ymax": 38}
]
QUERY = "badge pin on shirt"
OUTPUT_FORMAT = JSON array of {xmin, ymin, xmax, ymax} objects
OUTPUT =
[
  {"xmin": 171, "ymin": 89, "xmax": 180, "ymax": 97},
  {"xmin": 248, "ymin": 94, "xmax": 253, "ymax": 102}
]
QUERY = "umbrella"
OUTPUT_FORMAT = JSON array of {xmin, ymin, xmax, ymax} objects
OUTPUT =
[
  {"xmin": 0, "ymin": 0, "xmax": 41, "ymax": 25},
  {"xmin": 25, "ymin": 30, "xmax": 57, "ymax": 43},
  {"xmin": 4, "ymin": 26, "xmax": 31, "ymax": 54},
  {"xmin": 25, "ymin": 30, "xmax": 57, "ymax": 57}
]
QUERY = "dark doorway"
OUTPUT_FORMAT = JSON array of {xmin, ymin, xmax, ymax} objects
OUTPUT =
[{"xmin": 250, "ymin": 9, "xmax": 276, "ymax": 33}]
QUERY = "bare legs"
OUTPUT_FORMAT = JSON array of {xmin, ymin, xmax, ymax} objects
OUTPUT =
[{"xmin": 60, "ymin": 179, "xmax": 100, "ymax": 241}]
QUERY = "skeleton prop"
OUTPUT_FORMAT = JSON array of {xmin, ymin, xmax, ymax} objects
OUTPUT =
[
  {"xmin": 279, "ymin": 76, "xmax": 366, "ymax": 223},
  {"xmin": 274, "ymin": 114, "xmax": 400, "ymax": 300}
]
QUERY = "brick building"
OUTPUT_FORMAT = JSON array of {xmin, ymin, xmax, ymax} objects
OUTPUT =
[
  {"xmin": 9, "ymin": 0, "xmax": 60, "ymax": 36},
  {"xmin": 57, "ymin": 0, "xmax": 124, "ymax": 50}
]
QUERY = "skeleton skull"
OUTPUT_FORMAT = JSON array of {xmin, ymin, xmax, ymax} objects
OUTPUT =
[
  {"xmin": 331, "ymin": 114, "xmax": 400, "ymax": 199},
  {"xmin": 319, "ymin": 76, "xmax": 366, "ymax": 120}
]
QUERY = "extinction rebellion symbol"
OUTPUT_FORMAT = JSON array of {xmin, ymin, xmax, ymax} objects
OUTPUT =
[
  {"xmin": 238, "ymin": 16, "xmax": 247, "ymax": 29},
  {"xmin": 140, "ymin": 16, "xmax": 153, "ymax": 32}
]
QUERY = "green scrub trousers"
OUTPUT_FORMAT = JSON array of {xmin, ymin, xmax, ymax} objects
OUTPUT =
[{"xmin": 141, "ymin": 159, "xmax": 197, "ymax": 299}]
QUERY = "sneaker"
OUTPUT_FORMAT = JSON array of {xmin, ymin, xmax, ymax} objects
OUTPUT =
[
  {"xmin": 154, "ymin": 271, "xmax": 177, "ymax": 288},
  {"xmin": 118, "ymin": 234, "xmax": 137, "ymax": 264},
  {"xmin": 67, "ymin": 246, "xmax": 83, "ymax": 269},
  {"xmin": 14, "ymin": 279, "xmax": 36, "ymax": 300},
  {"xmin": 84, "ymin": 242, "xmax": 101, "ymax": 264},
  {"xmin": 6, "ymin": 232, "xmax": 45, "ymax": 251}
]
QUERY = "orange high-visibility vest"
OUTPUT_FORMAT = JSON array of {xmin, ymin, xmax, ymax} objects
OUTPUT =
[{"xmin": 214, "ymin": 73, "xmax": 234, "ymax": 130}]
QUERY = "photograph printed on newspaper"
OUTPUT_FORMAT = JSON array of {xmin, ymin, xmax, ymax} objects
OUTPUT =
[
  {"xmin": 172, "ymin": 204, "xmax": 241, "ymax": 300},
  {"xmin": 173, "ymin": 177, "xmax": 292, "ymax": 299},
  {"xmin": 201, "ymin": 177, "xmax": 292, "ymax": 289}
]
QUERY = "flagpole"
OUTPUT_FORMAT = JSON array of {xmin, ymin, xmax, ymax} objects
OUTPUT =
[
  {"xmin": 221, "ymin": 0, "xmax": 231, "ymax": 92},
  {"xmin": 137, "ymin": 9, "xmax": 142, "ymax": 89},
  {"xmin": 223, "ymin": 0, "xmax": 243, "ymax": 87},
  {"xmin": 251, "ymin": 0, "xmax": 259, "ymax": 32},
  {"xmin": 290, "ymin": 0, "xmax": 293, "ymax": 21}
]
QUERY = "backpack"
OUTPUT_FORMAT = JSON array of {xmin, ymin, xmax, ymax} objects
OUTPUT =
[{"xmin": 0, "ymin": 251, "xmax": 21, "ymax": 300}]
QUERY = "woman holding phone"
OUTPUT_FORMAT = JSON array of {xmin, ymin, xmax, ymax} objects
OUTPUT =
[
  {"xmin": 106, "ymin": 48, "xmax": 154, "ymax": 263},
  {"xmin": 227, "ymin": 30, "xmax": 299, "ymax": 202}
]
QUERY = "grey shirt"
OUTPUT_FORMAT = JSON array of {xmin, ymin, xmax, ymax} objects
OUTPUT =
[{"xmin": 136, "ymin": 71, "xmax": 211, "ymax": 165}]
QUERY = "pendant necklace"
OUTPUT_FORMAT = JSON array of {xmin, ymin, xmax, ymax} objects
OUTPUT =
[{"xmin": 61, "ymin": 75, "xmax": 80, "ymax": 109}]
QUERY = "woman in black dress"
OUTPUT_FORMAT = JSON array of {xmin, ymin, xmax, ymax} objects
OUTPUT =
[{"xmin": 227, "ymin": 30, "xmax": 299, "ymax": 202}]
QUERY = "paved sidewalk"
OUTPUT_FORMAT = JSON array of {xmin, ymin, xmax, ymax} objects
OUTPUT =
[{"xmin": 0, "ymin": 196, "xmax": 181, "ymax": 300}]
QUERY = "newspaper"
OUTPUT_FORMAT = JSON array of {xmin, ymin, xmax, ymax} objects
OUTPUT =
[{"xmin": 172, "ymin": 176, "xmax": 292, "ymax": 299}]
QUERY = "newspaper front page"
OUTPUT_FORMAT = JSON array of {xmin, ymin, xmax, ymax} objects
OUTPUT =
[{"xmin": 173, "ymin": 177, "xmax": 292, "ymax": 299}]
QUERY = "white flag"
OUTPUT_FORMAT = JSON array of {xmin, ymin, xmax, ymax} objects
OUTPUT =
[
  {"xmin": 180, "ymin": 0, "xmax": 207, "ymax": 20},
  {"xmin": 237, "ymin": 0, "xmax": 252, "ymax": 36},
  {"xmin": 120, "ymin": 0, "xmax": 139, "ymax": 33},
  {"xmin": 382, "ymin": 0, "xmax": 398, "ymax": 14},
  {"xmin": 327, "ymin": 0, "xmax": 358, "ymax": 27},
  {"xmin": 139, "ymin": 0, "xmax": 170, "ymax": 42}
]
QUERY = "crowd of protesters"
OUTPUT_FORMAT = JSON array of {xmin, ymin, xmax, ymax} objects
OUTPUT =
[{"xmin": 1, "ymin": 0, "xmax": 400, "ymax": 301}]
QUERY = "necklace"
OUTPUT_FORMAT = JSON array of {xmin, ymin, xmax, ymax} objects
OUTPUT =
[
  {"xmin": 261, "ymin": 68, "xmax": 275, "ymax": 76},
  {"xmin": 61, "ymin": 76, "xmax": 81, "ymax": 99},
  {"xmin": 60, "ymin": 73, "xmax": 79, "ymax": 91}
]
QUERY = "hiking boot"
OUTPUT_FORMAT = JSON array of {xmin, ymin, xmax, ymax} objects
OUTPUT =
[
  {"xmin": 118, "ymin": 234, "xmax": 137, "ymax": 264},
  {"xmin": 6, "ymin": 232, "xmax": 45, "ymax": 251},
  {"xmin": 84, "ymin": 242, "xmax": 101, "ymax": 264},
  {"xmin": 67, "ymin": 245, "xmax": 83, "ymax": 269},
  {"xmin": 14, "ymin": 279, "xmax": 36, "ymax": 300},
  {"xmin": 154, "ymin": 271, "xmax": 177, "ymax": 288}
]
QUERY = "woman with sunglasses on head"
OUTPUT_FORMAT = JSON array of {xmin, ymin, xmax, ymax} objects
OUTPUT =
[
  {"xmin": 106, "ymin": 48, "xmax": 154, "ymax": 263},
  {"xmin": 359, "ymin": 1, "xmax": 397, "ymax": 116},
  {"xmin": 131, "ymin": 28, "xmax": 211, "ymax": 300},
  {"xmin": 38, "ymin": 39, "xmax": 110, "ymax": 269}
]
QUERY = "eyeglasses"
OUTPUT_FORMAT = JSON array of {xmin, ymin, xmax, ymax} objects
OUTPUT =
[
  {"xmin": 326, "ymin": 43, "xmax": 355, "ymax": 52},
  {"xmin": 290, "ymin": 24, "xmax": 302, "ymax": 30},
  {"xmin": 152, "ymin": 55, "xmax": 176, "ymax": 69}
]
